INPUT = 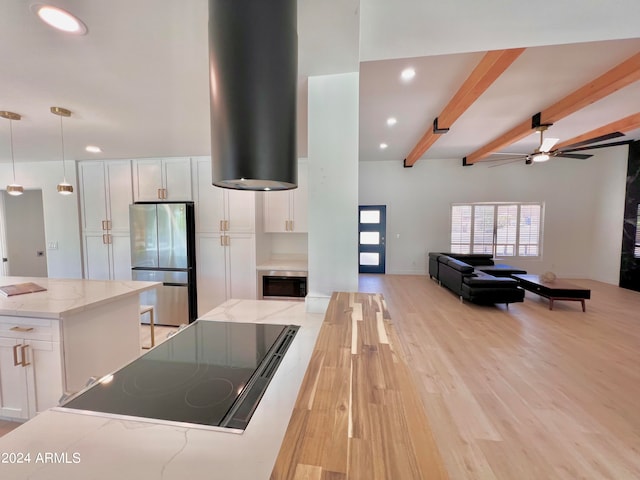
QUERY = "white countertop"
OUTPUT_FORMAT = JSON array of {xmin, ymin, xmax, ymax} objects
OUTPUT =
[
  {"xmin": 0, "ymin": 277, "xmax": 161, "ymax": 319},
  {"xmin": 0, "ymin": 299, "xmax": 324, "ymax": 480}
]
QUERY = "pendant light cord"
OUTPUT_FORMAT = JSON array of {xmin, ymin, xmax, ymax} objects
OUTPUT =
[
  {"xmin": 9, "ymin": 119, "xmax": 16, "ymax": 182},
  {"xmin": 59, "ymin": 114, "xmax": 67, "ymax": 181}
]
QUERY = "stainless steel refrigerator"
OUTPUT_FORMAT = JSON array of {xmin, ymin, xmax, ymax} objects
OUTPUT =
[{"xmin": 129, "ymin": 202, "xmax": 197, "ymax": 326}]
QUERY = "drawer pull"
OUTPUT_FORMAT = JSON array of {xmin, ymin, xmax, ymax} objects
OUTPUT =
[{"xmin": 10, "ymin": 326, "xmax": 35, "ymax": 333}]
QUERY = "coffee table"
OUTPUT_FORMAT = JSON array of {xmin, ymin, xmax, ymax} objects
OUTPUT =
[{"xmin": 512, "ymin": 274, "xmax": 591, "ymax": 312}]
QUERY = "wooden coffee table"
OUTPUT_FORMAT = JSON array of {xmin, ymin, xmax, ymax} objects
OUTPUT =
[{"xmin": 512, "ymin": 274, "xmax": 591, "ymax": 312}]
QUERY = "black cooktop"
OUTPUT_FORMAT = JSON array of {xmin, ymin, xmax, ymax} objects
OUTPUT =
[{"xmin": 60, "ymin": 320, "xmax": 298, "ymax": 431}]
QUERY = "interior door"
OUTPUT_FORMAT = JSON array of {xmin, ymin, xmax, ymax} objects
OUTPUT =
[{"xmin": 359, "ymin": 205, "xmax": 386, "ymax": 274}]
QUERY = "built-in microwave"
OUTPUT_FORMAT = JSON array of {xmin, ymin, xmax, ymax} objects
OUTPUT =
[{"xmin": 258, "ymin": 270, "xmax": 307, "ymax": 300}]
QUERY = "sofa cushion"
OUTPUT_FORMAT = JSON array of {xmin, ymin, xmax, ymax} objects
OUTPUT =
[
  {"xmin": 443, "ymin": 257, "xmax": 474, "ymax": 273},
  {"xmin": 477, "ymin": 264, "xmax": 527, "ymax": 277},
  {"xmin": 463, "ymin": 275, "xmax": 518, "ymax": 288},
  {"xmin": 447, "ymin": 253, "xmax": 495, "ymax": 266}
]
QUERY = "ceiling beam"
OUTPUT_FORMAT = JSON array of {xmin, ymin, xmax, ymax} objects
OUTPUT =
[
  {"xmin": 403, "ymin": 48, "xmax": 525, "ymax": 167},
  {"xmin": 463, "ymin": 51, "xmax": 640, "ymax": 165},
  {"xmin": 554, "ymin": 112, "xmax": 640, "ymax": 150}
]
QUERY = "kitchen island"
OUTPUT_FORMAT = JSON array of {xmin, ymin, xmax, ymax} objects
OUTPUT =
[
  {"xmin": 0, "ymin": 294, "xmax": 447, "ymax": 479},
  {"xmin": 0, "ymin": 276, "xmax": 160, "ymax": 421},
  {"xmin": 0, "ymin": 299, "xmax": 324, "ymax": 480}
]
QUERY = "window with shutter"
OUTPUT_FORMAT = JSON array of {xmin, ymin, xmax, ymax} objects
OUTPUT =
[{"xmin": 450, "ymin": 202, "xmax": 543, "ymax": 258}]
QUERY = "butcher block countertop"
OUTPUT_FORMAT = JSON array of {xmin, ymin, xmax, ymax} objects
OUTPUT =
[{"xmin": 271, "ymin": 292, "xmax": 449, "ymax": 479}]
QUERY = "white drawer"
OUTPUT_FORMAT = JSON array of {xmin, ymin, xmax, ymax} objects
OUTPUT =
[{"xmin": 0, "ymin": 316, "xmax": 59, "ymax": 342}]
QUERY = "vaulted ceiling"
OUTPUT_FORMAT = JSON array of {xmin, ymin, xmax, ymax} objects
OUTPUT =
[{"xmin": 1, "ymin": 0, "xmax": 639, "ymax": 167}]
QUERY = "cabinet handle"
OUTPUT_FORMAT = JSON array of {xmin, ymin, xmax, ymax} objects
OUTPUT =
[
  {"xmin": 225, "ymin": 236, "xmax": 230, "ymax": 246},
  {"xmin": 158, "ymin": 188, "xmax": 163, "ymax": 200},
  {"xmin": 107, "ymin": 234, "xmax": 113, "ymax": 245},
  {"xmin": 10, "ymin": 326, "xmax": 34, "ymax": 333},
  {"xmin": 220, "ymin": 220, "xmax": 224, "ymax": 232},
  {"xmin": 290, "ymin": 220, "xmax": 294, "ymax": 231},
  {"xmin": 101, "ymin": 220, "xmax": 108, "ymax": 231},
  {"xmin": 107, "ymin": 220, "xmax": 112, "ymax": 230},
  {"xmin": 163, "ymin": 188, "xmax": 168, "ymax": 199},
  {"xmin": 103, "ymin": 234, "xmax": 108, "ymax": 245},
  {"xmin": 13, "ymin": 344, "xmax": 20, "ymax": 366},
  {"xmin": 225, "ymin": 220, "xmax": 230, "ymax": 231},
  {"xmin": 21, "ymin": 345, "xmax": 31, "ymax": 367}
]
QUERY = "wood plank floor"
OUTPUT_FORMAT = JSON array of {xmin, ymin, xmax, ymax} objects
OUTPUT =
[{"xmin": 358, "ymin": 274, "xmax": 640, "ymax": 480}]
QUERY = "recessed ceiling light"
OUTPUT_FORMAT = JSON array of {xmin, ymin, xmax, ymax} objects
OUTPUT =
[
  {"xmin": 85, "ymin": 145, "xmax": 102, "ymax": 153},
  {"xmin": 401, "ymin": 68, "xmax": 415, "ymax": 82},
  {"xmin": 386, "ymin": 117, "xmax": 397, "ymax": 126},
  {"xmin": 379, "ymin": 143, "xmax": 388, "ymax": 149},
  {"xmin": 31, "ymin": 4, "xmax": 88, "ymax": 35}
]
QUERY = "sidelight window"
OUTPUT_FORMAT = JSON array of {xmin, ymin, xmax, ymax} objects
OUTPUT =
[{"xmin": 450, "ymin": 202, "xmax": 543, "ymax": 258}]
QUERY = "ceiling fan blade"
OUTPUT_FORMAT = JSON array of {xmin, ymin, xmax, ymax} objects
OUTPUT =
[
  {"xmin": 555, "ymin": 153, "xmax": 593, "ymax": 160},
  {"xmin": 540, "ymin": 137, "xmax": 559, "ymax": 152},
  {"xmin": 560, "ymin": 139, "xmax": 631, "ymax": 153},
  {"xmin": 560, "ymin": 131, "xmax": 625, "ymax": 150}
]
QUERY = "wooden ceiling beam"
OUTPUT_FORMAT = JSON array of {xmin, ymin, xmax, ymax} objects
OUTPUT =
[
  {"xmin": 403, "ymin": 48, "xmax": 525, "ymax": 167},
  {"xmin": 554, "ymin": 112, "xmax": 640, "ymax": 150},
  {"xmin": 463, "ymin": 51, "xmax": 640, "ymax": 165}
]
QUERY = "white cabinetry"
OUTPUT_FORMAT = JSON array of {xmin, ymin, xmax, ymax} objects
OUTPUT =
[
  {"xmin": 196, "ymin": 233, "xmax": 257, "ymax": 315},
  {"xmin": 133, "ymin": 157, "xmax": 192, "ymax": 201},
  {"xmin": 79, "ymin": 160, "xmax": 133, "ymax": 280},
  {"xmin": 0, "ymin": 319, "xmax": 62, "ymax": 420},
  {"xmin": 263, "ymin": 160, "xmax": 308, "ymax": 232},
  {"xmin": 193, "ymin": 157, "xmax": 255, "ymax": 233},
  {"xmin": 192, "ymin": 157, "xmax": 258, "ymax": 314}
]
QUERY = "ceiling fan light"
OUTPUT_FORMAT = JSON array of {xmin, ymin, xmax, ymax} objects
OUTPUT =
[
  {"xmin": 532, "ymin": 153, "xmax": 550, "ymax": 162},
  {"xmin": 7, "ymin": 184, "xmax": 24, "ymax": 196}
]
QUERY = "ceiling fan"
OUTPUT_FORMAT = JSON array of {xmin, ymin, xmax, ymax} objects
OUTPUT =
[{"xmin": 487, "ymin": 124, "xmax": 628, "ymax": 168}]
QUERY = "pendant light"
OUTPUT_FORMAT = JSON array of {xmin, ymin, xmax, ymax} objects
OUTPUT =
[
  {"xmin": 51, "ymin": 106, "xmax": 74, "ymax": 195},
  {"xmin": 1, "ymin": 111, "xmax": 24, "ymax": 196}
]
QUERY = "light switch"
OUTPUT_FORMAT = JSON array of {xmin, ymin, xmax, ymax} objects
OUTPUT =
[{"xmin": 47, "ymin": 241, "xmax": 59, "ymax": 250}]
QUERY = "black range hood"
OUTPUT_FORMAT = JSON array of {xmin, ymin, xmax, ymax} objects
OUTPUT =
[{"xmin": 208, "ymin": 0, "xmax": 298, "ymax": 191}]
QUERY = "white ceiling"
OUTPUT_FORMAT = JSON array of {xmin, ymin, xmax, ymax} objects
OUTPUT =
[{"xmin": 1, "ymin": 0, "xmax": 639, "ymax": 167}]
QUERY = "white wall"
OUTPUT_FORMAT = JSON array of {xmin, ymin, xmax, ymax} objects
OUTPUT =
[
  {"xmin": 359, "ymin": 145, "xmax": 629, "ymax": 283},
  {"xmin": 0, "ymin": 160, "xmax": 82, "ymax": 278},
  {"xmin": 308, "ymin": 73, "xmax": 359, "ymax": 312}
]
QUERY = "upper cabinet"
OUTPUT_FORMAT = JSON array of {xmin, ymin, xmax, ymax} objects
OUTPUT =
[
  {"xmin": 133, "ymin": 157, "xmax": 192, "ymax": 201},
  {"xmin": 79, "ymin": 160, "xmax": 132, "ymax": 234},
  {"xmin": 263, "ymin": 160, "xmax": 308, "ymax": 233},
  {"xmin": 78, "ymin": 160, "xmax": 133, "ymax": 281},
  {"xmin": 193, "ymin": 157, "xmax": 256, "ymax": 233}
]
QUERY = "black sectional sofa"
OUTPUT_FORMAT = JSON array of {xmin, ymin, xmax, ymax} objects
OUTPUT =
[{"xmin": 428, "ymin": 252, "xmax": 526, "ymax": 305}]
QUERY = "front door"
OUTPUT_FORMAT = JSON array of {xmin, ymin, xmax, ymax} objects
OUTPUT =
[{"xmin": 358, "ymin": 205, "xmax": 386, "ymax": 274}]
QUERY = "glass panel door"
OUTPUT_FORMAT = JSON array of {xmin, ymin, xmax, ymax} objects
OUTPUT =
[{"xmin": 359, "ymin": 205, "xmax": 386, "ymax": 274}]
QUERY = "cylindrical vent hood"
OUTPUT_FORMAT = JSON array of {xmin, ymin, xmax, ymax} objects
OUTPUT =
[{"xmin": 208, "ymin": 0, "xmax": 298, "ymax": 191}]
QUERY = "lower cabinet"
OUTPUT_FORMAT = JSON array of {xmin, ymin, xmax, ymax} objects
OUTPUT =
[
  {"xmin": 83, "ymin": 232, "xmax": 132, "ymax": 280},
  {"xmin": 196, "ymin": 233, "xmax": 257, "ymax": 315},
  {"xmin": 0, "ymin": 335, "xmax": 62, "ymax": 420}
]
